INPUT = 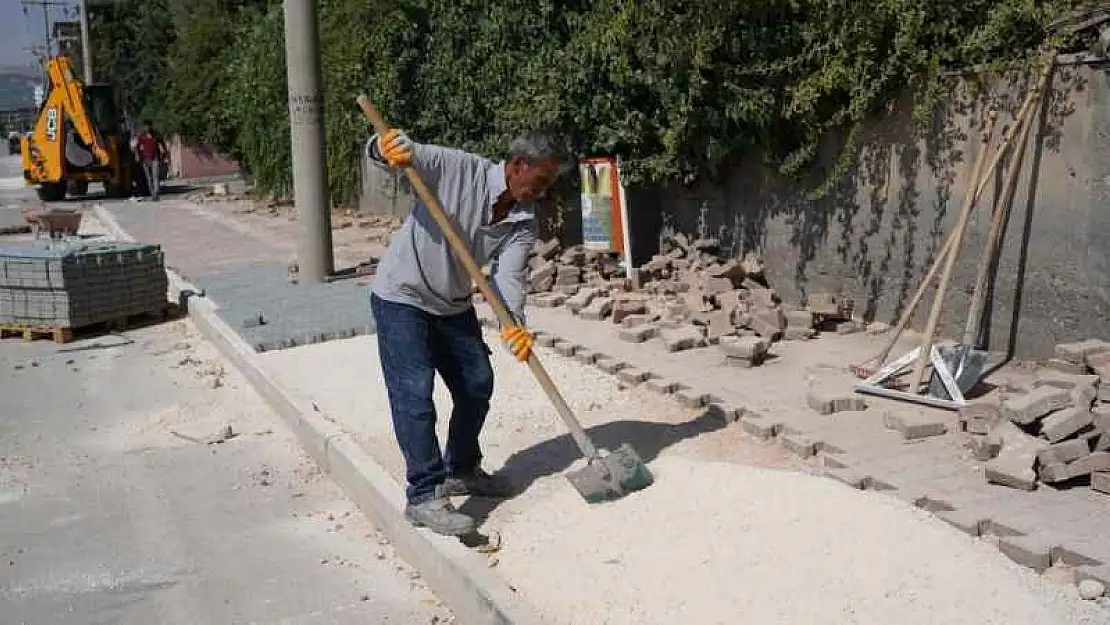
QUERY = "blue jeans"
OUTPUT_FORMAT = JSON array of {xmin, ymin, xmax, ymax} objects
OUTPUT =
[{"xmin": 370, "ymin": 293, "xmax": 495, "ymax": 504}]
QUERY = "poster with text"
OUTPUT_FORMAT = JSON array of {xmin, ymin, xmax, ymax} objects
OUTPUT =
[{"xmin": 579, "ymin": 157, "xmax": 625, "ymax": 253}]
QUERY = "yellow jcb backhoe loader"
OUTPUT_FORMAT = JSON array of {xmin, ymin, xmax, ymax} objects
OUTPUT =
[{"xmin": 20, "ymin": 55, "xmax": 145, "ymax": 201}]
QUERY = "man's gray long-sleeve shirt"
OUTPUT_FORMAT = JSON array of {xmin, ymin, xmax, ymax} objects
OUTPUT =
[{"xmin": 367, "ymin": 136, "xmax": 536, "ymax": 325}]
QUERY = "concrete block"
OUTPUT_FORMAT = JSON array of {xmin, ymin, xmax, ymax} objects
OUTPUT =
[
  {"xmin": 1054, "ymin": 339, "xmax": 1110, "ymax": 365},
  {"xmin": 823, "ymin": 467, "xmax": 868, "ymax": 489},
  {"xmin": 748, "ymin": 288, "xmax": 778, "ymax": 309},
  {"xmin": 1093, "ymin": 471, "xmax": 1110, "ymax": 495},
  {"xmin": 935, "ymin": 510, "xmax": 985, "ymax": 537},
  {"xmin": 959, "ymin": 402, "xmax": 1001, "ymax": 435},
  {"xmin": 748, "ymin": 306, "xmax": 785, "ymax": 341},
  {"xmin": 783, "ymin": 327, "xmax": 816, "ymax": 341},
  {"xmin": 616, "ymin": 367, "xmax": 649, "ymax": 385},
  {"xmin": 574, "ymin": 349, "xmax": 598, "ymax": 365},
  {"xmin": 531, "ymin": 293, "xmax": 566, "ymax": 308},
  {"xmin": 835, "ymin": 320, "xmax": 865, "ymax": 335},
  {"xmin": 785, "ymin": 309, "xmax": 814, "ymax": 329},
  {"xmin": 672, "ymin": 387, "xmax": 709, "ymax": 409},
  {"xmin": 611, "ymin": 298, "xmax": 647, "ymax": 324},
  {"xmin": 536, "ymin": 334, "xmax": 558, "ymax": 347},
  {"xmin": 1036, "ymin": 439, "xmax": 1091, "ymax": 466},
  {"xmin": 998, "ymin": 535, "xmax": 1053, "ymax": 573},
  {"xmin": 781, "ymin": 433, "xmax": 816, "ymax": 458},
  {"xmin": 739, "ymin": 413, "xmax": 781, "ymax": 440},
  {"xmin": 619, "ymin": 313, "xmax": 652, "ymax": 329},
  {"xmin": 1043, "ymin": 357, "xmax": 1089, "ymax": 375},
  {"xmin": 884, "ymin": 411, "xmax": 947, "ymax": 440},
  {"xmin": 530, "ymin": 259, "xmax": 557, "ymax": 284},
  {"xmin": 643, "ymin": 377, "xmax": 681, "ymax": 395},
  {"xmin": 660, "ymin": 325, "xmax": 707, "ymax": 352},
  {"xmin": 1089, "ymin": 351, "xmax": 1110, "ymax": 378},
  {"xmin": 1041, "ymin": 407, "xmax": 1094, "ymax": 443},
  {"xmin": 594, "ymin": 358, "xmax": 627, "ymax": 374},
  {"xmin": 1000, "ymin": 386, "xmax": 1072, "ymax": 425},
  {"xmin": 618, "ymin": 324, "xmax": 659, "ymax": 343},
  {"xmin": 565, "ymin": 287, "xmax": 604, "ymax": 313},
  {"xmin": 704, "ymin": 403, "xmax": 744, "ymax": 424},
  {"xmin": 552, "ymin": 341, "xmax": 578, "ymax": 357},
  {"xmin": 808, "ymin": 386, "xmax": 868, "ymax": 415},
  {"xmin": 985, "ymin": 456, "xmax": 1038, "ymax": 491},
  {"xmin": 1041, "ymin": 452, "xmax": 1110, "ymax": 483},
  {"xmin": 968, "ymin": 433, "xmax": 1003, "ymax": 461},
  {"xmin": 719, "ymin": 335, "xmax": 769, "ymax": 360},
  {"xmin": 806, "ymin": 292, "xmax": 844, "ymax": 318},
  {"xmin": 579, "ymin": 296, "xmax": 614, "ymax": 321}
]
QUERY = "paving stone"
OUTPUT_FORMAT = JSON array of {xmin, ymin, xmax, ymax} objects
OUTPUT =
[
  {"xmin": 958, "ymin": 401, "xmax": 1001, "ymax": 434},
  {"xmin": 835, "ymin": 320, "xmax": 866, "ymax": 335},
  {"xmin": 1037, "ymin": 438, "xmax": 1092, "ymax": 466},
  {"xmin": 1041, "ymin": 407, "xmax": 1094, "ymax": 443},
  {"xmin": 998, "ymin": 534, "xmax": 1053, "ymax": 573},
  {"xmin": 748, "ymin": 306, "xmax": 785, "ymax": 341},
  {"xmin": 1077, "ymin": 564, "xmax": 1110, "ymax": 588},
  {"xmin": 565, "ymin": 287, "xmax": 604, "ymax": 313},
  {"xmin": 747, "ymin": 288, "xmax": 778, "ymax": 309},
  {"xmin": 883, "ymin": 411, "xmax": 947, "ymax": 440},
  {"xmin": 823, "ymin": 467, "xmax": 868, "ymax": 489},
  {"xmin": 739, "ymin": 413, "xmax": 781, "ymax": 440},
  {"xmin": 579, "ymin": 296, "xmax": 614, "ymax": 321},
  {"xmin": 552, "ymin": 341, "xmax": 578, "ymax": 357},
  {"xmin": 619, "ymin": 313, "xmax": 652, "ymax": 329},
  {"xmin": 618, "ymin": 324, "xmax": 659, "ymax": 343},
  {"xmin": 573, "ymin": 349, "xmax": 598, "ymax": 365},
  {"xmin": 672, "ymin": 387, "xmax": 709, "ymax": 409},
  {"xmin": 703, "ymin": 403, "xmax": 744, "ymax": 424},
  {"xmin": 616, "ymin": 367, "xmax": 649, "ymax": 385},
  {"xmin": 643, "ymin": 377, "xmax": 681, "ymax": 395},
  {"xmin": 611, "ymin": 298, "xmax": 647, "ymax": 324},
  {"xmin": 1000, "ymin": 386, "xmax": 1072, "ymax": 425},
  {"xmin": 531, "ymin": 293, "xmax": 567, "ymax": 308},
  {"xmin": 783, "ymin": 327, "xmax": 816, "ymax": 341},
  {"xmin": 808, "ymin": 385, "xmax": 868, "ymax": 415},
  {"xmin": 781, "ymin": 433, "xmax": 816, "ymax": 458},
  {"xmin": 1040, "ymin": 452, "xmax": 1110, "ymax": 483},
  {"xmin": 660, "ymin": 325, "xmax": 707, "ymax": 352},
  {"xmin": 968, "ymin": 433, "xmax": 1004, "ymax": 461},
  {"xmin": 594, "ymin": 357, "xmax": 627, "ymax": 374},
  {"xmin": 985, "ymin": 456, "xmax": 1038, "ymax": 491},
  {"xmin": 935, "ymin": 509, "xmax": 986, "ymax": 537},
  {"xmin": 535, "ymin": 333, "xmax": 558, "ymax": 347},
  {"xmin": 806, "ymin": 292, "xmax": 845, "ymax": 318},
  {"xmin": 1093, "ymin": 471, "xmax": 1110, "ymax": 495},
  {"xmin": 1055, "ymin": 339, "xmax": 1110, "ymax": 365},
  {"xmin": 719, "ymin": 335, "xmax": 769, "ymax": 360},
  {"xmin": 1043, "ymin": 357, "xmax": 1089, "ymax": 375},
  {"xmin": 785, "ymin": 309, "xmax": 814, "ymax": 329},
  {"xmin": 530, "ymin": 259, "xmax": 557, "ymax": 284},
  {"xmin": 534, "ymin": 238, "xmax": 560, "ymax": 260}
]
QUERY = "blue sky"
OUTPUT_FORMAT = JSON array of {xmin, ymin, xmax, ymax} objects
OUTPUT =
[{"xmin": 0, "ymin": 0, "xmax": 79, "ymax": 72}]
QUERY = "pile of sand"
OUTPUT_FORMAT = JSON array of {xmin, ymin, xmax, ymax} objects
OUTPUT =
[{"xmin": 496, "ymin": 456, "xmax": 1109, "ymax": 625}]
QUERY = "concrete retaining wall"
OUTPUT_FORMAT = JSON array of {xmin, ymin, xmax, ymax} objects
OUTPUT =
[
  {"xmin": 168, "ymin": 135, "xmax": 241, "ymax": 180},
  {"xmin": 624, "ymin": 64, "xmax": 1110, "ymax": 359}
]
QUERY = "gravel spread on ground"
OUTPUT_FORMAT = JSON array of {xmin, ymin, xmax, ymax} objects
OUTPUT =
[{"xmin": 496, "ymin": 455, "xmax": 1110, "ymax": 625}]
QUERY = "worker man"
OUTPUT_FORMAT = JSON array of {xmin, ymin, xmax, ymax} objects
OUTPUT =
[
  {"xmin": 135, "ymin": 120, "xmax": 167, "ymax": 201},
  {"xmin": 368, "ymin": 127, "xmax": 568, "ymax": 536}
]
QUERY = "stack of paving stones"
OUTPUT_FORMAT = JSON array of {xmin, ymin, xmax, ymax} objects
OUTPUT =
[
  {"xmin": 0, "ymin": 241, "xmax": 167, "ymax": 329},
  {"xmin": 966, "ymin": 339, "xmax": 1110, "ymax": 495},
  {"xmin": 522, "ymin": 234, "xmax": 858, "ymax": 366}
]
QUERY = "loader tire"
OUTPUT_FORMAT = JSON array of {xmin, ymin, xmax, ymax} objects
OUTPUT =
[{"xmin": 37, "ymin": 182, "xmax": 66, "ymax": 202}]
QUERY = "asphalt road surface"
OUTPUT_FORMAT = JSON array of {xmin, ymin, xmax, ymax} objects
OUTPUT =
[{"xmin": 0, "ymin": 317, "xmax": 449, "ymax": 624}]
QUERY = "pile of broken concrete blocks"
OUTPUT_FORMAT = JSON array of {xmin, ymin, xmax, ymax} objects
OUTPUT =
[
  {"xmin": 522, "ymin": 235, "xmax": 857, "ymax": 368},
  {"xmin": 969, "ymin": 339, "xmax": 1110, "ymax": 495}
]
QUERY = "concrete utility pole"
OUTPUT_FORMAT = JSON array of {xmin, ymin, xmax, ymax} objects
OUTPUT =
[
  {"xmin": 78, "ymin": 0, "xmax": 93, "ymax": 83},
  {"xmin": 282, "ymin": 0, "xmax": 334, "ymax": 281}
]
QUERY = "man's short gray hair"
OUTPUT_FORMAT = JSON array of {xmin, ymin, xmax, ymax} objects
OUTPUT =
[{"xmin": 508, "ymin": 132, "xmax": 573, "ymax": 174}]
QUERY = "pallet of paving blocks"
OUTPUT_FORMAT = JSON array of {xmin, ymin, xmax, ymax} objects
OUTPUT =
[{"xmin": 0, "ymin": 241, "xmax": 169, "ymax": 343}]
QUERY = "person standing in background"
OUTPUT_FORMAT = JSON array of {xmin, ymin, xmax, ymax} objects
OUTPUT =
[{"xmin": 135, "ymin": 120, "xmax": 168, "ymax": 201}]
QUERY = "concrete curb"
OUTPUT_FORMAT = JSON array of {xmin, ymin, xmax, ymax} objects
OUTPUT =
[{"xmin": 92, "ymin": 204, "xmax": 548, "ymax": 625}]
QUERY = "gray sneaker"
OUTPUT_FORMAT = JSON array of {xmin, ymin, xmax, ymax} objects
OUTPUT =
[
  {"xmin": 404, "ymin": 495, "xmax": 475, "ymax": 536},
  {"xmin": 441, "ymin": 468, "xmax": 514, "ymax": 498}
]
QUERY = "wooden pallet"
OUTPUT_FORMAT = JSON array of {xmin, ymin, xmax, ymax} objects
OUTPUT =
[{"xmin": 0, "ymin": 307, "xmax": 173, "ymax": 345}]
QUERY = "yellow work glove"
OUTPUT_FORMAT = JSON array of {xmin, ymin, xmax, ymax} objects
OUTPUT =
[
  {"xmin": 378, "ymin": 128, "xmax": 414, "ymax": 168},
  {"xmin": 500, "ymin": 325, "xmax": 534, "ymax": 362}
]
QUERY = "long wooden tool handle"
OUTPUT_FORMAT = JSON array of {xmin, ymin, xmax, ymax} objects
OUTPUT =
[
  {"xmin": 962, "ymin": 55, "xmax": 1055, "ymax": 346},
  {"xmin": 868, "ymin": 55, "xmax": 1050, "ymax": 370},
  {"xmin": 907, "ymin": 110, "xmax": 999, "ymax": 391},
  {"xmin": 355, "ymin": 95, "xmax": 601, "ymax": 460}
]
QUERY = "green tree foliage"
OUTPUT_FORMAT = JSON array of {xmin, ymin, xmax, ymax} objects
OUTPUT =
[{"xmin": 90, "ymin": 0, "xmax": 1091, "ymax": 203}]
